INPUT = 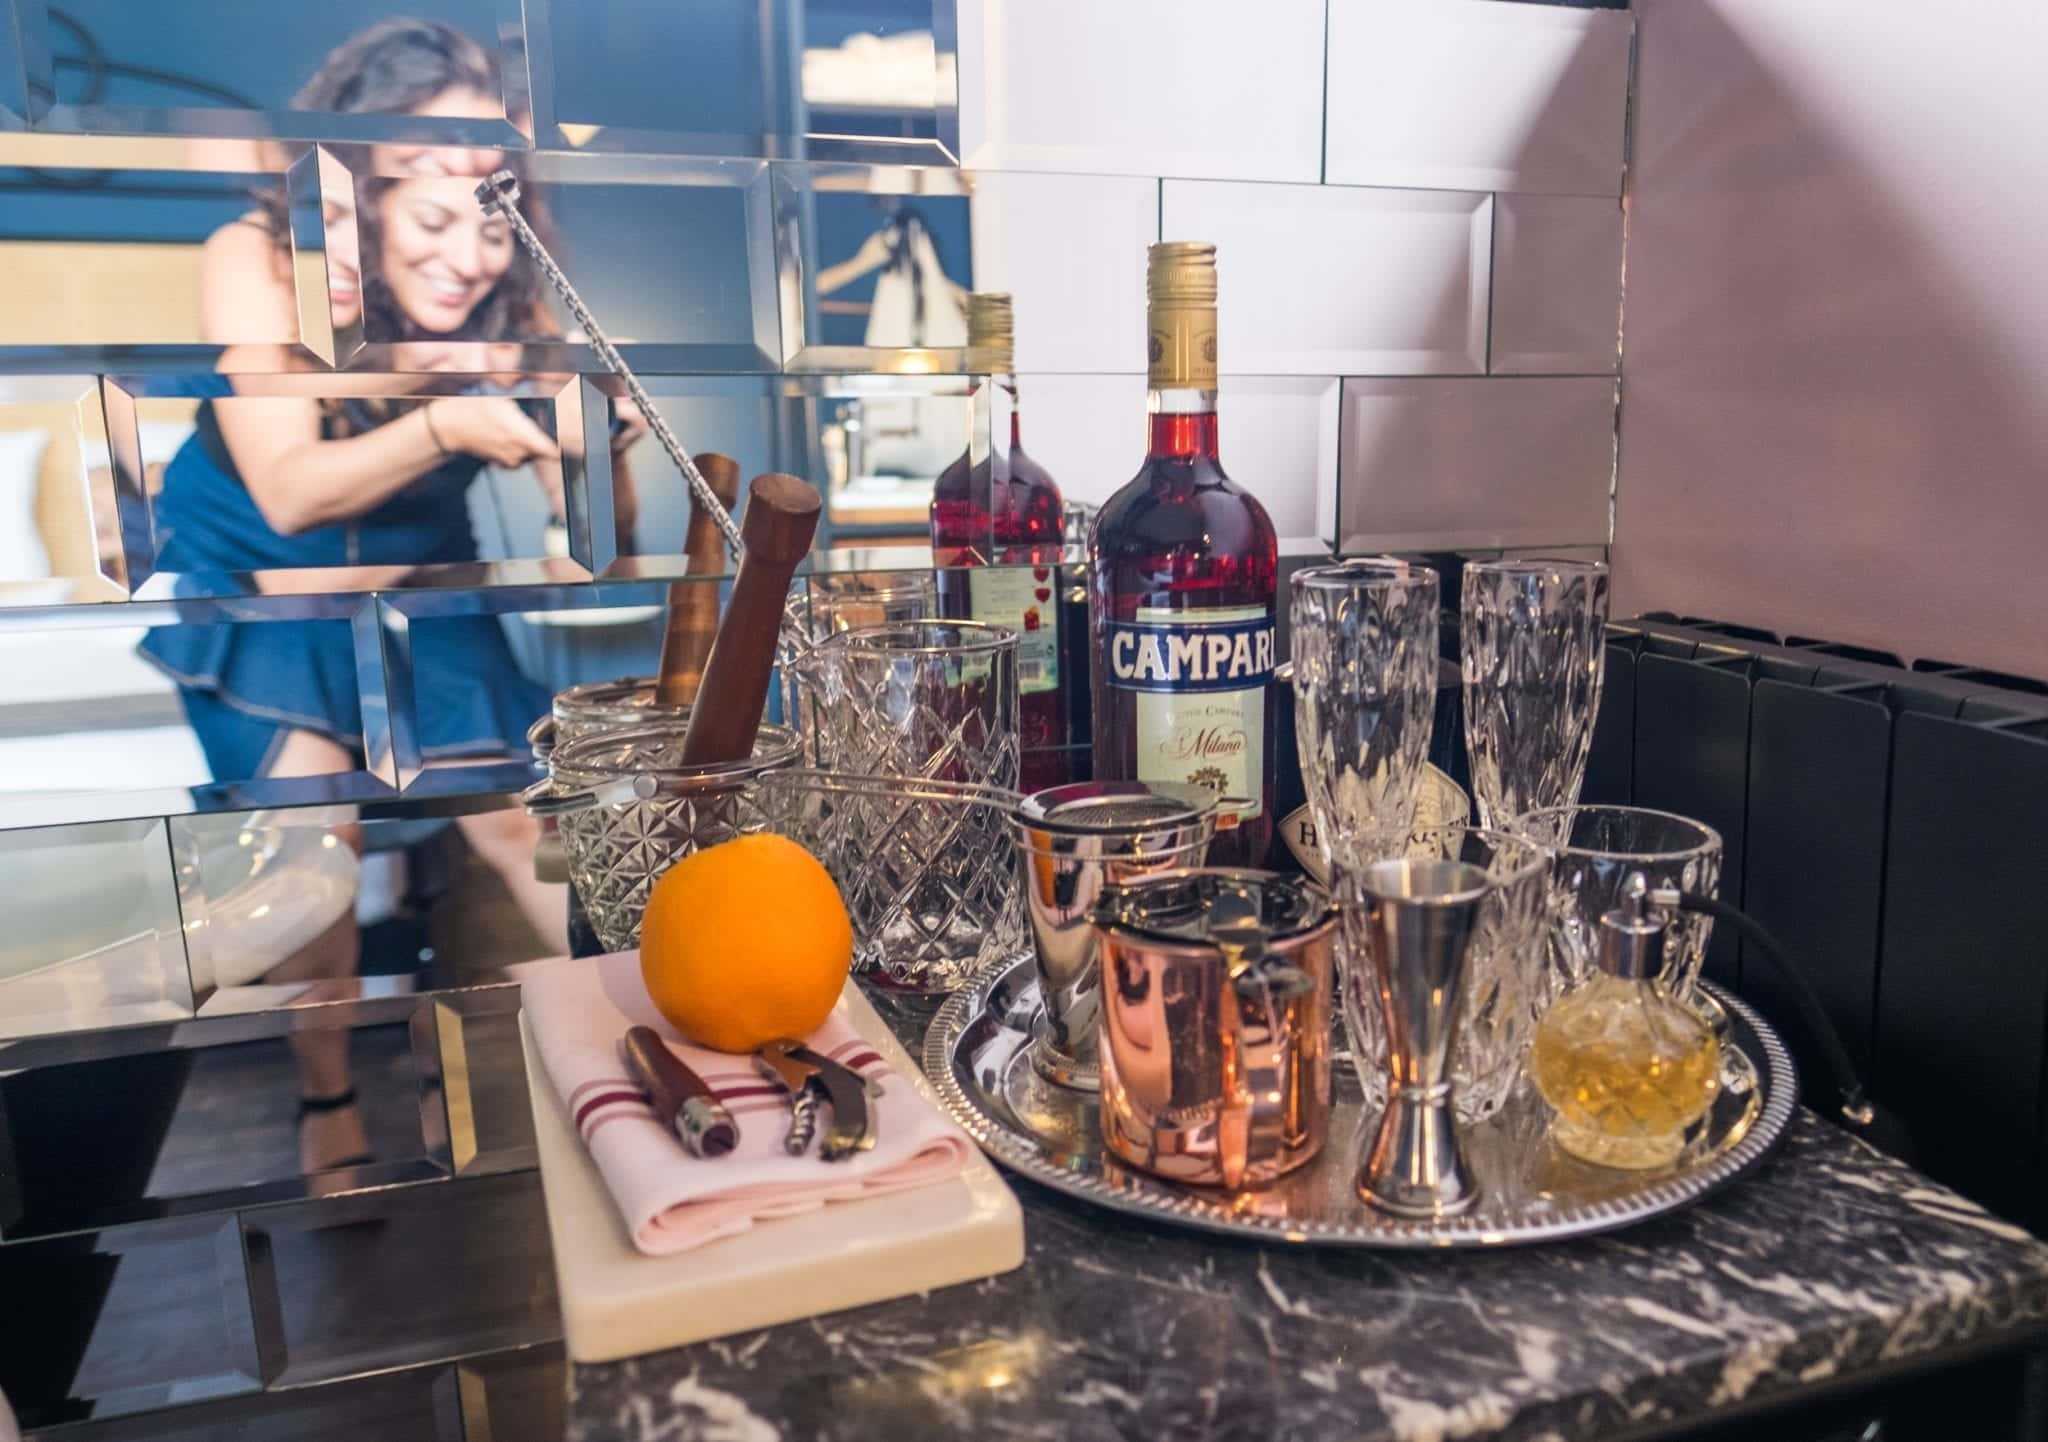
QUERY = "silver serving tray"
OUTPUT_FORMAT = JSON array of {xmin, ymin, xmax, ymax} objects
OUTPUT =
[{"xmin": 925, "ymin": 957, "xmax": 1796, "ymax": 1248}]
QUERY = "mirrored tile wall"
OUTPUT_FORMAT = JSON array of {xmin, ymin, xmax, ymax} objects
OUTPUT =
[{"xmin": 0, "ymin": 0, "xmax": 1633, "ymax": 1053}]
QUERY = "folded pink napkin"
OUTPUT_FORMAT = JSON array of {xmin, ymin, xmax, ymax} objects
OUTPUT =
[{"xmin": 521, "ymin": 951, "xmax": 974, "ymax": 1255}]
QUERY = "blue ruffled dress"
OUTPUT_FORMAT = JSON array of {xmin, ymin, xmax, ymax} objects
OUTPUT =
[{"xmin": 139, "ymin": 392, "xmax": 550, "ymax": 782}]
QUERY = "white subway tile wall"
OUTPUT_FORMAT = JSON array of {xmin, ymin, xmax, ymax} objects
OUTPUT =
[
  {"xmin": 1324, "ymin": 0, "xmax": 1633, "ymax": 196},
  {"xmin": 957, "ymin": 0, "xmax": 1326, "ymax": 183},
  {"xmin": 1336, "ymin": 376, "xmax": 1616, "ymax": 552},
  {"xmin": 1489, "ymin": 193, "xmax": 1624, "ymax": 374},
  {"xmin": 1014, "ymin": 375, "xmax": 1334, "ymax": 540},
  {"xmin": 1220, "ymin": 377, "xmax": 1343, "ymax": 540},
  {"xmin": 1011, "ymin": 374, "xmax": 1146, "ymax": 511},
  {"xmin": 968, "ymin": 171, "xmax": 1159, "ymax": 373},
  {"xmin": 1161, "ymin": 181, "xmax": 1491, "ymax": 376}
]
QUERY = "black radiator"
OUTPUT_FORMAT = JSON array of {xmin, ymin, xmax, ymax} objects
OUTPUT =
[{"xmin": 1585, "ymin": 616, "xmax": 2048, "ymax": 1227}]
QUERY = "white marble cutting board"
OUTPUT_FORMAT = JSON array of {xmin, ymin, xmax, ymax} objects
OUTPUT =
[{"xmin": 520, "ymin": 982, "xmax": 1025, "ymax": 1363}]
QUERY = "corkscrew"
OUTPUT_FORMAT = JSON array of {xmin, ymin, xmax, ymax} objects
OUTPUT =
[{"xmin": 475, "ymin": 169, "xmax": 743, "ymax": 561}]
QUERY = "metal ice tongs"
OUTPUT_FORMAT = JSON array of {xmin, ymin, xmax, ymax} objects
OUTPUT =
[{"xmin": 475, "ymin": 169, "xmax": 742, "ymax": 562}]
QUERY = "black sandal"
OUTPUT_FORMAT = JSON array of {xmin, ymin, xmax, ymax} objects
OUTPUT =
[{"xmin": 298, "ymin": 1087, "xmax": 374, "ymax": 1170}]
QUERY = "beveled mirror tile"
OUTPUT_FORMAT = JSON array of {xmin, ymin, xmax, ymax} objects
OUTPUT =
[
  {"xmin": 598, "ymin": 372, "xmax": 985, "ymax": 569},
  {"xmin": 457, "ymin": 1345, "xmax": 568, "ymax": 1442},
  {"xmin": 31, "ymin": 1363, "xmax": 467, "ymax": 1442},
  {"xmin": 771, "ymin": 160, "xmax": 975, "ymax": 372},
  {"xmin": 338, "ymin": 149, "xmax": 778, "ymax": 373},
  {"xmin": 1216, "ymin": 377, "xmax": 1341, "ymax": 540},
  {"xmin": 1336, "ymin": 376, "xmax": 1616, "ymax": 552},
  {"xmin": 528, "ymin": 0, "xmax": 955, "ymax": 163},
  {"xmin": 968, "ymin": 171, "xmax": 1156, "ymax": 374},
  {"xmin": 0, "ymin": 601, "xmax": 400, "ymax": 831},
  {"xmin": 774, "ymin": 163, "xmax": 1156, "ymax": 376},
  {"xmin": 0, "ymin": 0, "xmax": 30, "ymax": 129},
  {"xmin": 0, "ymin": 133, "xmax": 289, "ymax": 171},
  {"xmin": 0, "ymin": 167, "xmax": 293, "ymax": 350},
  {"xmin": 177, "ymin": 797, "xmax": 562, "ymax": 1007},
  {"xmin": 16, "ymin": 0, "xmax": 530, "ymax": 146},
  {"xmin": 1163, "ymin": 180, "xmax": 1491, "ymax": 376},
  {"xmin": 373, "ymin": 587, "xmax": 576, "ymax": 796},
  {"xmin": 0, "ymin": 1021, "xmax": 443, "ymax": 1241},
  {"xmin": 102, "ymin": 375, "xmax": 597, "ymax": 599},
  {"xmin": 999, "ymin": 373, "xmax": 1146, "ymax": 512},
  {"xmin": 0, "ymin": 376, "xmax": 124, "ymax": 604},
  {"xmin": 0, "ymin": 1214, "xmax": 261, "ymax": 1428},
  {"xmin": 244, "ymin": 1169, "xmax": 558, "ymax": 1389},
  {"xmin": 1490, "ymin": 193, "xmax": 1623, "ymax": 374},
  {"xmin": 1324, "ymin": 0, "xmax": 1633, "ymax": 196},
  {"xmin": 427, "ymin": 991, "xmax": 537, "ymax": 1177},
  {"xmin": 0, "ymin": 817, "xmax": 188, "ymax": 1040}
]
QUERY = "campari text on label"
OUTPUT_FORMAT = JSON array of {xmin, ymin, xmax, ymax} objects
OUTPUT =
[{"xmin": 1105, "ymin": 617, "xmax": 1277, "ymax": 694}]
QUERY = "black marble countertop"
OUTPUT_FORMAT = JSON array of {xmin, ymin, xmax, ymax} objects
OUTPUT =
[{"xmin": 568, "ymin": 1110, "xmax": 2048, "ymax": 1442}]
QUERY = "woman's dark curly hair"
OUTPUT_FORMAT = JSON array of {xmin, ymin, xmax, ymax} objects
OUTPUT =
[{"xmin": 256, "ymin": 18, "xmax": 556, "ymax": 347}]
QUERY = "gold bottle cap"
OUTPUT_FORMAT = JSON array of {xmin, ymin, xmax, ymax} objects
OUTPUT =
[
  {"xmin": 965, "ymin": 291, "xmax": 1015, "ymax": 372},
  {"xmin": 1146, "ymin": 241, "xmax": 1218, "ymax": 387},
  {"xmin": 1147, "ymin": 241, "xmax": 1218, "ymax": 307}
]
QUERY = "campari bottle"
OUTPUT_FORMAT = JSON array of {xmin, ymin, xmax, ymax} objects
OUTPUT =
[
  {"xmin": 930, "ymin": 292, "xmax": 1069, "ymax": 791},
  {"xmin": 1087, "ymin": 242, "xmax": 1278, "ymax": 867}
]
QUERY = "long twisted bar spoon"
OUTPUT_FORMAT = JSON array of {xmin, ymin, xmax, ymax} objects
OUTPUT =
[{"xmin": 475, "ymin": 168, "xmax": 744, "ymax": 561}]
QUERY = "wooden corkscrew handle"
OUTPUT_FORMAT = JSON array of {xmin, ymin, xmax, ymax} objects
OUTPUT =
[
  {"xmin": 677, "ymin": 472, "xmax": 822, "ymax": 766},
  {"xmin": 654, "ymin": 452, "xmax": 743, "ymax": 709}
]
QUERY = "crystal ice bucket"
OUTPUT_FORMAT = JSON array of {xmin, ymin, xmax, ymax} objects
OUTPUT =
[{"xmin": 524, "ymin": 715, "xmax": 801, "ymax": 953}]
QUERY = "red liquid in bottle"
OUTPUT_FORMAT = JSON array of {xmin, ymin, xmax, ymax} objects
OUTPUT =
[
  {"xmin": 1088, "ymin": 243, "xmax": 1277, "ymax": 867},
  {"xmin": 932, "ymin": 379, "xmax": 1070, "ymax": 793}
]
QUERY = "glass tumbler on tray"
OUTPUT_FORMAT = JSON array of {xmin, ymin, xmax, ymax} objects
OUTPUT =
[{"xmin": 1513, "ymin": 804, "xmax": 1724, "ymax": 1007}]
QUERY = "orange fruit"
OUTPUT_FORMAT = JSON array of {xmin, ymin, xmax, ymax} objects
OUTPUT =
[{"xmin": 639, "ymin": 834, "xmax": 854, "ymax": 1053}]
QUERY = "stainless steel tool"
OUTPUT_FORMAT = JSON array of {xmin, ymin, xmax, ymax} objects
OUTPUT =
[
  {"xmin": 1350, "ymin": 857, "xmax": 1493, "ymax": 1220},
  {"xmin": 475, "ymin": 169, "xmax": 742, "ymax": 561},
  {"xmin": 753, "ymin": 1040, "xmax": 877, "ymax": 1162}
]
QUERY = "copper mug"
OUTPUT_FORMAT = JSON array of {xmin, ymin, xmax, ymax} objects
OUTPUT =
[{"xmin": 1095, "ymin": 869, "xmax": 1338, "ymax": 1190}]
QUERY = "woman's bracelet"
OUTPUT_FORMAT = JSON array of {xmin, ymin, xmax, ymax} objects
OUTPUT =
[{"xmin": 421, "ymin": 402, "xmax": 450, "ymax": 456}]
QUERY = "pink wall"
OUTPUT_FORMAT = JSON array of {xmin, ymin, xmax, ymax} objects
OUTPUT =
[{"xmin": 1615, "ymin": 0, "xmax": 2048, "ymax": 677}]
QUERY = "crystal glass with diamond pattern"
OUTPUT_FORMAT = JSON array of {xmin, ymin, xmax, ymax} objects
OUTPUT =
[
  {"xmin": 797, "ymin": 620, "xmax": 1020, "ymax": 787},
  {"xmin": 763, "ymin": 770, "xmax": 1025, "ymax": 993},
  {"xmin": 1289, "ymin": 560, "xmax": 1443, "ymax": 879},
  {"xmin": 778, "ymin": 574, "xmax": 937, "ymax": 754},
  {"xmin": 780, "ymin": 621, "xmax": 1022, "ymax": 991},
  {"xmin": 1460, "ymin": 558, "xmax": 1610, "ymax": 829},
  {"xmin": 540, "ymin": 719, "xmax": 801, "ymax": 953},
  {"xmin": 1514, "ymin": 804, "xmax": 1723, "ymax": 1003}
]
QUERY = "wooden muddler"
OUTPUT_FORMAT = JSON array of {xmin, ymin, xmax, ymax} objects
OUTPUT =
[
  {"xmin": 677, "ymin": 472, "xmax": 822, "ymax": 766},
  {"xmin": 653, "ymin": 452, "xmax": 743, "ymax": 709}
]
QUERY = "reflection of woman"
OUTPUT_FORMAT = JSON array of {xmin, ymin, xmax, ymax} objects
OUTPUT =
[
  {"xmin": 142, "ymin": 21, "xmax": 586, "ymax": 916},
  {"xmin": 136, "ymin": 22, "xmax": 618, "ymax": 1172}
]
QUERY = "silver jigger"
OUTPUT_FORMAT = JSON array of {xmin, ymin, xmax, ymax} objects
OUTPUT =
[{"xmin": 1352, "ymin": 857, "xmax": 1492, "ymax": 1218}]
